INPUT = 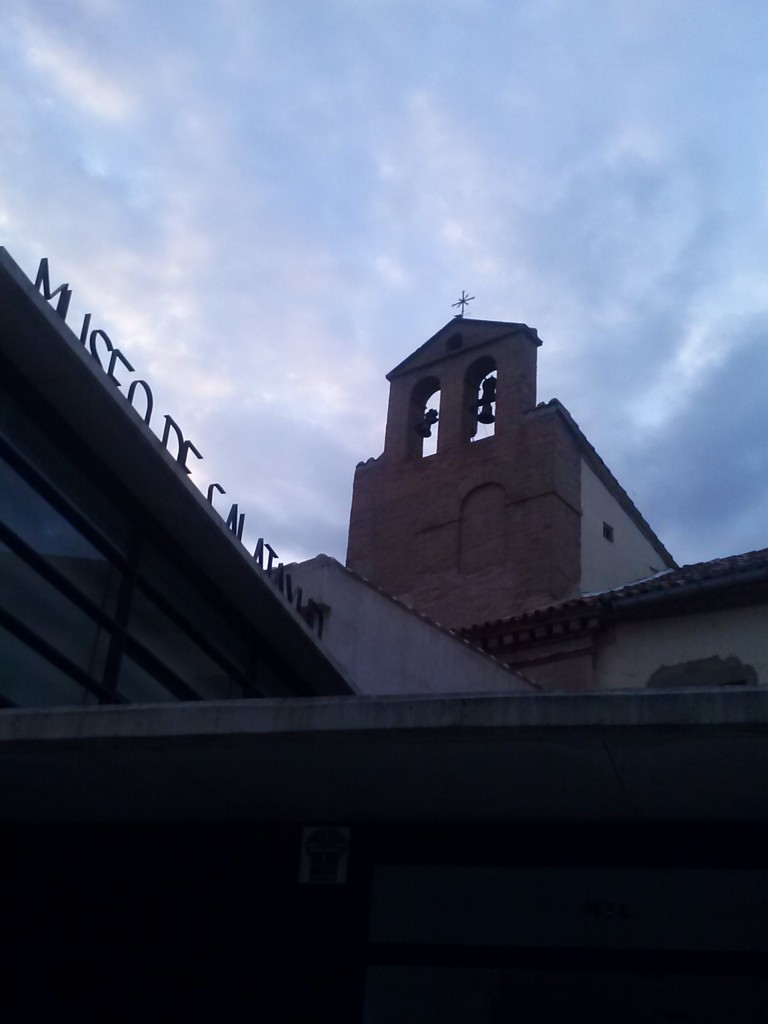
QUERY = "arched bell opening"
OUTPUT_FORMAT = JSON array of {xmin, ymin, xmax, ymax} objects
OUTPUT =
[
  {"xmin": 462, "ymin": 356, "xmax": 497, "ymax": 443},
  {"xmin": 408, "ymin": 376, "xmax": 441, "ymax": 459}
]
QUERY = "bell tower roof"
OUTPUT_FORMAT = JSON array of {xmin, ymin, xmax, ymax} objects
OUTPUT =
[{"xmin": 387, "ymin": 317, "xmax": 541, "ymax": 381}]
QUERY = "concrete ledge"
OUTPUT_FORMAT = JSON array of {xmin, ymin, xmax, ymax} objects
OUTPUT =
[
  {"xmin": 1, "ymin": 689, "xmax": 765, "ymax": 823},
  {"xmin": 0, "ymin": 687, "xmax": 766, "ymax": 745}
]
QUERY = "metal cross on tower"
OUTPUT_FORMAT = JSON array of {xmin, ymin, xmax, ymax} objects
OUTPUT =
[{"xmin": 451, "ymin": 290, "xmax": 475, "ymax": 317}]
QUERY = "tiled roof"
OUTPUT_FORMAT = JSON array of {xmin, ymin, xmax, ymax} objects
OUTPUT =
[
  {"xmin": 583, "ymin": 546, "xmax": 768, "ymax": 606},
  {"xmin": 462, "ymin": 546, "xmax": 768, "ymax": 637}
]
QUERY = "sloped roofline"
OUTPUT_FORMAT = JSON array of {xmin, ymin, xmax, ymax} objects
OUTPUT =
[
  {"xmin": 531, "ymin": 397, "xmax": 677, "ymax": 570},
  {"xmin": 461, "ymin": 546, "xmax": 768, "ymax": 638},
  {"xmin": 387, "ymin": 317, "xmax": 541, "ymax": 380},
  {"xmin": 291, "ymin": 554, "xmax": 539, "ymax": 690}
]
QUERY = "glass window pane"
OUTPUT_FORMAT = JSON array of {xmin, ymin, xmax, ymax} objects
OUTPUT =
[
  {"xmin": 364, "ymin": 966, "xmax": 768, "ymax": 1024},
  {"xmin": 0, "ymin": 454, "xmax": 122, "ymax": 616},
  {"xmin": 128, "ymin": 588, "xmax": 244, "ymax": 700},
  {"xmin": 0, "ymin": 625, "xmax": 97, "ymax": 707},
  {"xmin": 117, "ymin": 655, "xmax": 181, "ymax": 704},
  {"xmin": 0, "ymin": 546, "xmax": 111, "ymax": 679},
  {"xmin": 0, "ymin": 385, "xmax": 134, "ymax": 553},
  {"xmin": 139, "ymin": 542, "xmax": 250, "ymax": 676},
  {"xmin": 369, "ymin": 865, "xmax": 768, "ymax": 952}
]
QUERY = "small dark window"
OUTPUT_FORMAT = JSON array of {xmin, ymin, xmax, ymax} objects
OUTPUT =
[
  {"xmin": 446, "ymin": 333, "xmax": 463, "ymax": 352},
  {"xmin": 602, "ymin": 522, "xmax": 614, "ymax": 542}
]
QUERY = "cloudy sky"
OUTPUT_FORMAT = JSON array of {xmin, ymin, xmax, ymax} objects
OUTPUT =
[{"xmin": 2, "ymin": 0, "xmax": 767, "ymax": 568}]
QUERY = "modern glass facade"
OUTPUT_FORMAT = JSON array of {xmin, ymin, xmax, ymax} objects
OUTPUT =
[{"xmin": 0, "ymin": 368, "xmax": 275, "ymax": 706}]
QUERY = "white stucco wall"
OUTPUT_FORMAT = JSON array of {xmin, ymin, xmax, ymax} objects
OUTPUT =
[
  {"xmin": 287, "ymin": 555, "xmax": 531, "ymax": 695},
  {"xmin": 595, "ymin": 604, "xmax": 768, "ymax": 690},
  {"xmin": 580, "ymin": 460, "xmax": 671, "ymax": 594}
]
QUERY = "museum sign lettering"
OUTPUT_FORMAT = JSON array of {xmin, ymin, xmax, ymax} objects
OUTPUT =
[{"xmin": 34, "ymin": 257, "xmax": 323, "ymax": 637}]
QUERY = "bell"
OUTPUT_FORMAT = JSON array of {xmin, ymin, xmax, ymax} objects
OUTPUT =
[
  {"xmin": 475, "ymin": 376, "xmax": 496, "ymax": 424},
  {"xmin": 416, "ymin": 407, "xmax": 439, "ymax": 438}
]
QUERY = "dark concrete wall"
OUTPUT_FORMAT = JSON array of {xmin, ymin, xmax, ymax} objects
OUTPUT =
[{"xmin": 4, "ymin": 821, "xmax": 766, "ymax": 1021}]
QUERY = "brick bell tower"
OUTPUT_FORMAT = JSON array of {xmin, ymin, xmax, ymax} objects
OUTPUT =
[{"xmin": 345, "ymin": 317, "xmax": 584, "ymax": 629}]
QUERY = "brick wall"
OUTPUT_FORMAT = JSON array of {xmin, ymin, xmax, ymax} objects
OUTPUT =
[{"xmin": 346, "ymin": 321, "xmax": 584, "ymax": 630}]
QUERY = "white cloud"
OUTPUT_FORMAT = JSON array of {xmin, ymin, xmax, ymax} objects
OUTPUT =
[{"xmin": 19, "ymin": 22, "xmax": 138, "ymax": 121}]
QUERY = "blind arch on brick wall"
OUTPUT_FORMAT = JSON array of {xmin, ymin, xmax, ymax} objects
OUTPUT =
[
  {"xmin": 408, "ymin": 376, "xmax": 441, "ymax": 459},
  {"xmin": 459, "ymin": 483, "xmax": 506, "ymax": 573},
  {"xmin": 462, "ymin": 355, "xmax": 497, "ymax": 443}
]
